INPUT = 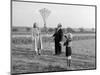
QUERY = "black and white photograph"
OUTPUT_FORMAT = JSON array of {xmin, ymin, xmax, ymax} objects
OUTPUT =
[{"xmin": 11, "ymin": 0, "xmax": 96, "ymax": 74}]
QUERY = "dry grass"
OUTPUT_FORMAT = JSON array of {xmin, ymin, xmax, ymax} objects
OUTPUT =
[{"xmin": 11, "ymin": 34, "xmax": 96, "ymax": 74}]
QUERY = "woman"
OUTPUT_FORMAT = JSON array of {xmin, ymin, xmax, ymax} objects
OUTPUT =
[{"xmin": 32, "ymin": 22, "xmax": 42, "ymax": 55}]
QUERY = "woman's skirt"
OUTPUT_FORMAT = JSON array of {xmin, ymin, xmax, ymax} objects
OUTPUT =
[
  {"xmin": 34, "ymin": 36, "xmax": 43, "ymax": 52},
  {"xmin": 32, "ymin": 37, "xmax": 43, "ymax": 51}
]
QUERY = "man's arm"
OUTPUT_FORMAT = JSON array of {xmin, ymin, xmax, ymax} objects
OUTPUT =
[{"xmin": 53, "ymin": 33, "xmax": 56, "ymax": 37}]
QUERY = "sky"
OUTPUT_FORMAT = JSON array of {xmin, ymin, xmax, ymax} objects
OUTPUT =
[{"xmin": 12, "ymin": 1, "xmax": 95, "ymax": 28}]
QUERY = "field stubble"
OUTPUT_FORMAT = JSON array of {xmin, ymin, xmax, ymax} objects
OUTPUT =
[{"xmin": 11, "ymin": 33, "xmax": 96, "ymax": 74}]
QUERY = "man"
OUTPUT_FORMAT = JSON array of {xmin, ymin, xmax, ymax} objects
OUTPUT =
[{"xmin": 53, "ymin": 23, "xmax": 63, "ymax": 55}]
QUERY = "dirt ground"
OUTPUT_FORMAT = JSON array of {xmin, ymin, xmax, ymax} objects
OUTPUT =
[{"xmin": 11, "ymin": 38, "xmax": 96, "ymax": 74}]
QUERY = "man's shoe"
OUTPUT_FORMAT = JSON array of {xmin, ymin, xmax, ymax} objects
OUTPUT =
[{"xmin": 53, "ymin": 54, "xmax": 57, "ymax": 55}]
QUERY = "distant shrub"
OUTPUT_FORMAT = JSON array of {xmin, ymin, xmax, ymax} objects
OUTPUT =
[
  {"xmin": 12, "ymin": 38, "xmax": 32, "ymax": 44},
  {"xmin": 26, "ymin": 28, "xmax": 31, "ymax": 32},
  {"xmin": 66, "ymin": 27, "xmax": 75, "ymax": 33},
  {"xmin": 12, "ymin": 28, "xmax": 18, "ymax": 32}
]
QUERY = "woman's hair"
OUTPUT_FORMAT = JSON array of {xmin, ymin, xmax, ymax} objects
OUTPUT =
[{"xmin": 33, "ymin": 22, "xmax": 37, "ymax": 28}]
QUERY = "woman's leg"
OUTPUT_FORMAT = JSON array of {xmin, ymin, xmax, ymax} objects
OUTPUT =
[
  {"xmin": 37, "ymin": 48, "xmax": 40, "ymax": 55},
  {"xmin": 37, "ymin": 37, "xmax": 42, "ymax": 55},
  {"xmin": 35, "ymin": 38, "xmax": 38, "ymax": 55}
]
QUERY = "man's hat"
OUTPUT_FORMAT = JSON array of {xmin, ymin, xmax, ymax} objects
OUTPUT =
[{"xmin": 58, "ymin": 23, "xmax": 62, "ymax": 27}]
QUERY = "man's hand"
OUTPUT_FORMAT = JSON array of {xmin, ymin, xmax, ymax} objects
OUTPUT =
[
  {"xmin": 60, "ymin": 42, "xmax": 63, "ymax": 45},
  {"xmin": 50, "ymin": 35, "xmax": 54, "ymax": 41}
]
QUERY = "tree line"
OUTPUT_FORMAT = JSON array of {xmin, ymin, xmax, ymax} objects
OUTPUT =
[{"xmin": 12, "ymin": 27, "xmax": 95, "ymax": 33}]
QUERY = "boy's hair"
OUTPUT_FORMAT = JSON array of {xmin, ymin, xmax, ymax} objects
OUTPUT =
[
  {"xmin": 63, "ymin": 33, "xmax": 72, "ymax": 46},
  {"xmin": 67, "ymin": 33, "xmax": 72, "ymax": 40}
]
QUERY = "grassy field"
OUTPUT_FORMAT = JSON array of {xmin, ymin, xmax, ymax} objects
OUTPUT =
[{"xmin": 11, "ymin": 33, "xmax": 96, "ymax": 74}]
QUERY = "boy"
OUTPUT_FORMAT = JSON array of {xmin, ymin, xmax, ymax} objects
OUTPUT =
[{"xmin": 63, "ymin": 33, "xmax": 73, "ymax": 67}]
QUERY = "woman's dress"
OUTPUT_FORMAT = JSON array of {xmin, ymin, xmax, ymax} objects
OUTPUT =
[{"xmin": 32, "ymin": 28, "xmax": 42, "ymax": 52}]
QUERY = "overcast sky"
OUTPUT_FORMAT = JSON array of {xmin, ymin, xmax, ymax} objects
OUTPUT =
[{"xmin": 12, "ymin": 1, "xmax": 95, "ymax": 28}]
